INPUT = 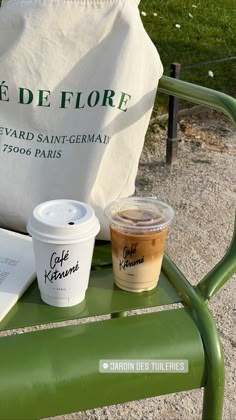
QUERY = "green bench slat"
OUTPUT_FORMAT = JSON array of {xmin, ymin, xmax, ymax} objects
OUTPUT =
[
  {"xmin": 0, "ymin": 308, "xmax": 205, "ymax": 419},
  {"xmin": 0, "ymin": 267, "xmax": 182, "ymax": 331}
]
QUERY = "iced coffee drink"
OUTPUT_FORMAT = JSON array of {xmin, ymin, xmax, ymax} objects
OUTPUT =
[{"xmin": 105, "ymin": 198, "xmax": 174, "ymax": 292}]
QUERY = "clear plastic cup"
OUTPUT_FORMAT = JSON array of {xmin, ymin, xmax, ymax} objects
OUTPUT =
[
  {"xmin": 105, "ymin": 197, "xmax": 174, "ymax": 292},
  {"xmin": 27, "ymin": 200, "xmax": 100, "ymax": 307}
]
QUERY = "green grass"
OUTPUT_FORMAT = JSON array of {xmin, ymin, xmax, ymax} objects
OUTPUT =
[{"xmin": 140, "ymin": 0, "xmax": 236, "ymax": 97}]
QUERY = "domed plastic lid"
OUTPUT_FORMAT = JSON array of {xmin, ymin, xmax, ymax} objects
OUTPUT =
[
  {"xmin": 27, "ymin": 200, "xmax": 100, "ymax": 243},
  {"xmin": 105, "ymin": 197, "xmax": 174, "ymax": 232}
]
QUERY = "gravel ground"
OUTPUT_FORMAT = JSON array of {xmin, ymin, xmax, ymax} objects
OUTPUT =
[{"xmin": 49, "ymin": 110, "xmax": 236, "ymax": 420}]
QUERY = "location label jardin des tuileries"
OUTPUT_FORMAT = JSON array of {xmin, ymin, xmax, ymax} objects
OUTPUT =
[
  {"xmin": 99, "ymin": 359, "xmax": 189, "ymax": 373},
  {"xmin": 0, "ymin": 80, "xmax": 132, "ymax": 159}
]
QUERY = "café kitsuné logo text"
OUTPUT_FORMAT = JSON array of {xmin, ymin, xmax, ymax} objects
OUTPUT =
[
  {"xmin": 0, "ymin": 81, "xmax": 132, "ymax": 112},
  {"xmin": 44, "ymin": 249, "xmax": 79, "ymax": 284},
  {"xmin": 119, "ymin": 243, "xmax": 144, "ymax": 271}
]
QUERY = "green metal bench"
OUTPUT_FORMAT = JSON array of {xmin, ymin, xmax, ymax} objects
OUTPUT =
[{"xmin": 0, "ymin": 77, "xmax": 236, "ymax": 420}]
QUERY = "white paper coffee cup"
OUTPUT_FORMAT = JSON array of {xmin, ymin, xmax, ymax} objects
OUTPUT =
[{"xmin": 27, "ymin": 200, "xmax": 100, "ymax": 307}]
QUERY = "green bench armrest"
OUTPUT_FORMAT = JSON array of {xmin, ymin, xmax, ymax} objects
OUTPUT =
[{"xmin": 158, "ymin": 76, "xmax": 236, "ymax": 300}]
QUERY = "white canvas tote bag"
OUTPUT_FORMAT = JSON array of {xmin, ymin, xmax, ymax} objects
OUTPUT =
[{"xmin": 0, "ymin": 0, "xmax": 163, "ymax": 239}]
